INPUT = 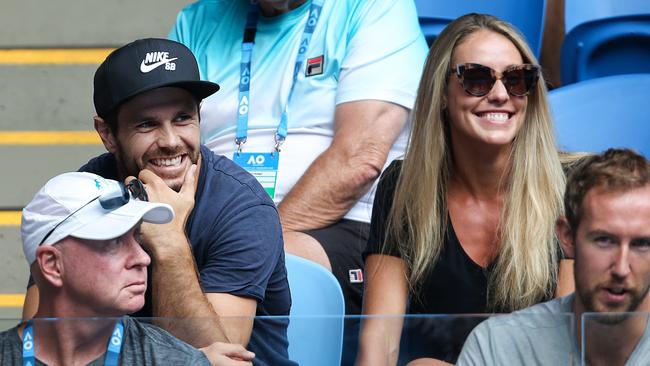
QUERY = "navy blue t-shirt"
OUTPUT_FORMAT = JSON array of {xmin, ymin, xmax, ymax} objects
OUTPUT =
[{"xmin": 79, "ymin": 145, "xmax": 296, "ymax": 366}]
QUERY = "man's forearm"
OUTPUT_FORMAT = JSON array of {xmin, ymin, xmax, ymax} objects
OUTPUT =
[
  {"xmin": 149, "ymin": 235, "xmax": 239, "ymax": 348},
  {"xmin": 137, "ymin": 168, "xmax": 256, "ymax": 348},
  {"xmin": 278, "ymin": 146, "xmax": 381, "ymax": 232},
  {"xmin": 279, "ymin": 100, "xmax": 408, "ymax": 232}
]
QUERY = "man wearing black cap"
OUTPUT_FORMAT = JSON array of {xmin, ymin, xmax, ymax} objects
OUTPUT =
[{"xmin": 23, "ymin": 38, "xmax": 295, "ymax": 366}]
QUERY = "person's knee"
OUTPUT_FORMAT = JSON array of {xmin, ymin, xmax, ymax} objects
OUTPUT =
[
  {"xmin": 406, "ymin": 358, "xmax": 454, "ymax": 366},
  {"xmin": 283, "ymin": 230, "xmax": 332, "ymax": 271}
]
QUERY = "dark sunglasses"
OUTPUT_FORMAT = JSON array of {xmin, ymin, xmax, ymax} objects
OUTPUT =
[
  {"xmin": 453, "ymin": 63, "xmax": 540, "ymax": 97},
  {"xmin": 39, "ymin": 179, "xmax": 148, "ymax": 245},
  {"xmin": 124, "ymin": 178, "xmax": 149, "ymax": 203},
  {"xmin": 98, "ymin": 178, "xmax": 148, "ymax": 209}
]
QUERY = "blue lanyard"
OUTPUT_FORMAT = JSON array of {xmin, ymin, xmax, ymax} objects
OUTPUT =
[
  {"xmin": 23, "ymin": 319, "xmax": 125, "ymax": 366},
  {"xmin": 235, "ymin": 0, "xmax": 325, "ymax": 153}
]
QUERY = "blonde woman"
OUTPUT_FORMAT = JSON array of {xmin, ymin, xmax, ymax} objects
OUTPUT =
[{"xmin": 357, "ymin": 13, "xmax": 572, "ymax": 366}]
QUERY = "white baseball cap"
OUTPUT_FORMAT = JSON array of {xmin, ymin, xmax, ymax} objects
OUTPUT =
[{"xmin": 21, "ymin": 172, "xmax": 174, "ymax": 265}]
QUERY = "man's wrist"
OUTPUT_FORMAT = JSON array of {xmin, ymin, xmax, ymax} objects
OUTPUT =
[{"xmin": 143, "ymin": 230, "xmax": 192, "ymax": 261}]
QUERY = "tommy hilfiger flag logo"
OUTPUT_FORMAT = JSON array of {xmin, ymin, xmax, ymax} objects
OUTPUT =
[
  {"xmin": 305, "ymin": 55, "xmax": 324, "ymax": 76},
  {"xmin": 349, "ymin": 269, "xmax": 363, "ymax": 283}
]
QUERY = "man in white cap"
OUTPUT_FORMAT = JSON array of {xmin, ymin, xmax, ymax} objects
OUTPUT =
[{"xmin": 0, "ymin": 172, "xmax": 251, "ymax": 365}]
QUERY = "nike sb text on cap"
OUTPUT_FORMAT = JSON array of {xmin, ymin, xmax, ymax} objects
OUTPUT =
[
  {"xmin": 21, "ymin": 172, "xmax": 175, "ymax": 265},
  {"xmin": 94, "ymin": 38, "xmax": 219, "ymax": 118}
]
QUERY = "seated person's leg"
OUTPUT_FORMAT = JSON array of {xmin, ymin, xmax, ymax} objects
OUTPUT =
[{"xmin": 288, "ymin": 219, "xmax": 369, "ymax": 366}]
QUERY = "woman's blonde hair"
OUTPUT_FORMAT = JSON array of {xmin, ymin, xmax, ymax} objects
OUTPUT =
[{"xmin": 385, "ymin": 13, "xmax": 565, "ymax": 311}]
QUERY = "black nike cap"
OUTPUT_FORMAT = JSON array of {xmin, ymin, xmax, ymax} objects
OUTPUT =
[{"xmin": 93, "ymin": 38, "xmax": 220, "ymax": 118}]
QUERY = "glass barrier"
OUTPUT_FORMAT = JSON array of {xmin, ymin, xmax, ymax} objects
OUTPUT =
[
  {"xmin": 349, "ymin": 313, "xmax": 575, "ymax": 365},
  {"xmin": 582, "ymin": 312, "xmax": 650, "ymax": 366},
  {"xmin": 0, "ymin": 317, "xmax": 259, "ymax": 366},
  {"xmin": 0, "ymin": 313, "xmax": 595, "ymax": 366}
]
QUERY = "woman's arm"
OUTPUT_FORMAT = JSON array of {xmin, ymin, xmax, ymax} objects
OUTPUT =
[{"xmin": 356, "ymin": 254, "xmax": 409, "ymax": 366}]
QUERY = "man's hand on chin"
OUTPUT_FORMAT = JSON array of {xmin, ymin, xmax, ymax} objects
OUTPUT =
[{"xmin": 126, "ymin": 164, "xmax": 198, "ymax": 255}]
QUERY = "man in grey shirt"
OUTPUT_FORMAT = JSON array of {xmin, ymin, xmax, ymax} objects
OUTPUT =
[
  {"xmin": 458, "ymin": 148, "xmax": 650, "ymax": 366},
  {"xmin": 0, "ymin": 172, "xmax": 251, "ymax": 365}
]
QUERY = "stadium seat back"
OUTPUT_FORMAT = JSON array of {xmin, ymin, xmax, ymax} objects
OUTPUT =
[
  {"xmin": 565, "ymin": 0, "xmax": 650, "ymax": 34},
  {"xmin": 414, "ymin": 0, "xmax": 546, "ymax": 57},
  {"xmin": 549, "ymin": 74, "xmax": 650, "ymax": 157},
  {"xmin": 285, "ymin": 254, "xmax": 345, "ymax": 366},
  {"xmin": 561, "ymin": 15, "xmax": 650, "ymax": 84}
]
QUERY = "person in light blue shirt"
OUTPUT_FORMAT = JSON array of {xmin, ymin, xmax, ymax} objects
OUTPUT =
[{"xmin": 170, "ymin": 3, "xmax": 427, "ymax": 359}]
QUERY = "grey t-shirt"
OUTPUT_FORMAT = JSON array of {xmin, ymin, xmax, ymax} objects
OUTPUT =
[
  {"xmin": 0, "ymin": 317, "xmax": 210, "ymax": 365},
  {"xmin": 457, "ymin": 294, "xmax": 650, "ymax": 365}
]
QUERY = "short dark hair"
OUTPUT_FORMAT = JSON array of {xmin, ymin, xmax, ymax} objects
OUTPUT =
[
  {"xmin": 103, "ymin": 108, "xmax": 120, "ymax": 136},
  {"xmin": 564, "ymin": 148, "xmax": 650, "ymax": 230}
]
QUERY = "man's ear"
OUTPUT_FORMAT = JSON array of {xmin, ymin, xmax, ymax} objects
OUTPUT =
[
  {"xmin": 94, "ymin": 116, "xmax": 118, "ymax": 155},
  {"xmin": 35, "ymin": 246, "xmax": 64, "ymax": 288},
  {"xmin": 556, "ymin": 217, "xmax": 576, "ymax": 259}
]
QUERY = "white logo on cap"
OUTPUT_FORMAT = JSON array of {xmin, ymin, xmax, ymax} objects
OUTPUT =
[{"xmin": 140, "ymin": 51, "xmax": 178, "ymax": 73}]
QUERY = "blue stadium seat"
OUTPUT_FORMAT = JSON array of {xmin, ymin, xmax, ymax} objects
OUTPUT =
[
  {"xmin": 549, "ymin": 74, "xmax": 650, "ymax": 157},
  {"xmin": 565, "ymin": 0, "xmax": 650, "ymax": 34},
  {"xmin": 285, "ymin": 254, "xmax": 345, "ymax": 366},
  {"xmin": 561, "ymin": 15, "xmax": 650, "ymax": 84},
  {"xmin": 562, "ymin": 0, "xmax": 650, "ymax": 84},
  {"xmin": 414, "ymin": 0, "xmax": 546, "ymax": 57}
]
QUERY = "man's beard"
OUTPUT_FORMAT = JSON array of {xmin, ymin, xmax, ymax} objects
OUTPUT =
[
  {"xmin": 578, "ymin": 282, "xmax": 650, "ymax": 325},
  {"xmin": 114, "ymin": 141, "xmax": 199, "ymax": 192},
  {"xmin": 114, "ymin": 145, "xmax": 139, "ymax": 180}
]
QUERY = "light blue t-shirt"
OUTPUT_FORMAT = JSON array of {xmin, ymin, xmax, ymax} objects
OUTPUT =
[
  {"xmin": 170, "ymin": 0, "xmax": 427, "ymax": 222},
  {"xmin": 457, "ymin": 294, "xmax": 650, "ymax": 365}
]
